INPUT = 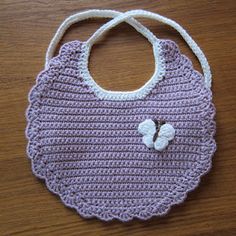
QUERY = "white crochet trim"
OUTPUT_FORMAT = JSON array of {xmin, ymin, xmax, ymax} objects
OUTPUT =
[
  {"xmin": 79, "ymin": 39, "xmax": 166, "ymax": 101},
  {"xmin": 87, "ymin": 9, "xmax": 212, "ymax": 88},
  {"xmin": 45, "ymin": 9, "xmax": 212, "ymax": 90},
  {"xmin": 45, "ymin": 9, "xmax": 157, "ymax": 68}
]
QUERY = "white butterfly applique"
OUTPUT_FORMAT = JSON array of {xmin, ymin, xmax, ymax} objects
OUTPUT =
[{"xmin": 138, "ymin": 119, "xmax": 175, "ymax": 151}]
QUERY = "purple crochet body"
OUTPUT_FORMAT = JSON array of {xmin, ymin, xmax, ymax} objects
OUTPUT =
[{"xmin": 26, "ymin": 40, "xmax": 216, "ymax": 221}]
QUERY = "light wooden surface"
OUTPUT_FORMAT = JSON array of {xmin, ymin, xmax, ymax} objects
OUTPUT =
[{"xmin": 1, "ymin": 1, "xmax": 236, "ymax": 235}]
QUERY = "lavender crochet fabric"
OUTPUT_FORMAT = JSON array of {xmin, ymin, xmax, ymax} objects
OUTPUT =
[{"xmin": 26, "ymin": 39, "xmax": 216, "ymax": 221}]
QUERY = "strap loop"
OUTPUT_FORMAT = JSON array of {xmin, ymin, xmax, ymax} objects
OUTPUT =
[
  {"xmin": 87, "ymin": 9, "xmax": 212, "ymax": 88},
  {"xmin": 46, "ymin": 9, "xmax": 212, "ymax": 88},
  {"xmin": 45, "ymin": 9, "xmax": 157, "ymax": 69}
]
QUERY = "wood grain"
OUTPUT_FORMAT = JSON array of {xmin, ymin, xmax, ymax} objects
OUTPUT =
[{"xmin": 1, "ymin": 0, "xmax": 236, "ymax": 235}]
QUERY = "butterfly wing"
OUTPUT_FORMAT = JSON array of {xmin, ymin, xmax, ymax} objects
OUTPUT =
[
  {"xmin": 138, "ymin": 119, "xmax": 156, "ymax": 136},
  {"xmin": 154, "ymin": 136, "xmax": 169, "ymax": 151},
  {"xmin": 158, "ymin": 124, "xmax": 175, "ymax": 141},
  {"xmin": 142, "ymin": 135, "xmax": 155, "ymax": 148}
]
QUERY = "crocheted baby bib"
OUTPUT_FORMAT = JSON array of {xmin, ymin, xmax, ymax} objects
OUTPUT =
[{"xmin": 26, "ymin": 9, "xmax": 216, "ymax": 221}]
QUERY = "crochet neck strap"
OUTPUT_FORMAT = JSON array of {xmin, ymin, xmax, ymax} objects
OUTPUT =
[
  {"xmin": 46, "ymin": 9, "xmax": 212, "ymax": 88},
  {"xmin": 45, "ymin": 9, "xmax": 157, "ymax": 69},
  {"xmin": 87, "ymin": 9, "xmax": 212, "ymax": 88}
]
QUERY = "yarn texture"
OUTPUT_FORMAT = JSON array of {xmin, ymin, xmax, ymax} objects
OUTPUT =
[{"xmin": 26, "ymin": 39, "xmax": 216, "ymax": 221}]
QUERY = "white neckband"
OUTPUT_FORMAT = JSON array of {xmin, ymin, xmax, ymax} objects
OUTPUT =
[
  {"xmin": 87, "ymin": 9, "xmax": 212, "ymax": 88},
  {"xmin": 45, "ymin": 9, "xmax": 157, "ymax": 68},
  {"xmin": 45, "ymin": 9, "xmax": 166, "ymax": 101},
  {"xmin": 46, "ymin": 9, "xmax": 212, "ymax": 89}
]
